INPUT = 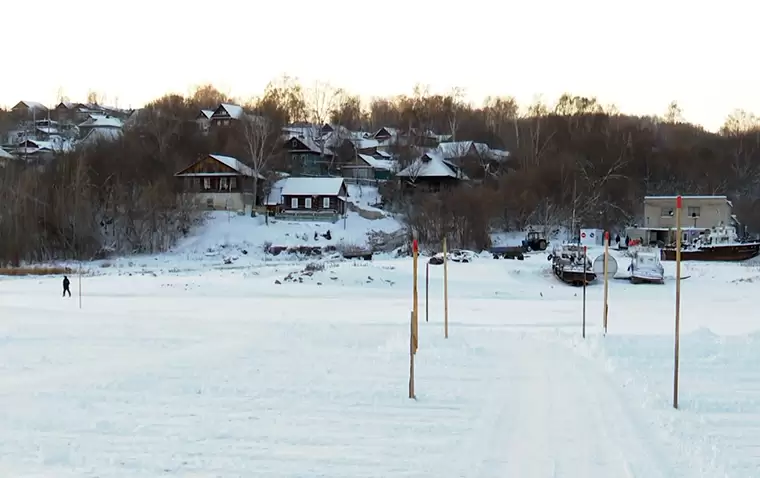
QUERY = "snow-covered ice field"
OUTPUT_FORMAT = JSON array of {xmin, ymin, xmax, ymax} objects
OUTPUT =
[{"xmin": 2, "ymin": 222, "xmax": 760, "ymax": 475}]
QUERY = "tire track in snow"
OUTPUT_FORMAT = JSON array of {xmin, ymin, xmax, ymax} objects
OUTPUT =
[{"xmin": 456, "ymin": 333, "xmax": 693, "ymax": 478}]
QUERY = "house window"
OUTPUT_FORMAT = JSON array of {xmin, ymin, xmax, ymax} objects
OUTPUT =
[
  {"xmin": 687, "ymin": 206, "xmax": 701, "ymax": 218},
  {"xmin": 322, "ymin": 197, "xmax": 330, "ymax": 209},
  {"xmin": 230, "ymin": 177, "xmax": 237, "ymax": 190},
  {"xmin": 305, "ymin": 197, "xmax": 312, "ymax": 209},
  {"xmin": 206, "ymin": 198, "xmax": 214, "ymax": 209},
  {"xmin": 660, "ymin": 207, "xmax": 674, "ymax": 217},
  {"xmin": 220, "ymin": 178, "xmax": 228, "ymax": 190},
  {"xmin": 203, "ymin": 178, "xmax": 211, "ymax": 190},
  {"xmin": 291, "ymin": 198, "xmax": 298, "ymax": 209}
]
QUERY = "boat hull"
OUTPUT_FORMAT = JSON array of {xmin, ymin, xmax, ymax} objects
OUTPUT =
[
  {"xmin": 661, "ymin": 243, "xmax": 760, "ymax": 262},
  {"xmin": 630, "ymin": 273, "xmax": 664, "ymax": 284},
  {"xmin": 553, "ymin": 266, "xmax": 596, "ymax": 286}
]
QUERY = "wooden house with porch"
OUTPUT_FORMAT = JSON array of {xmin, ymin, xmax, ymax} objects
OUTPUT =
[
  {"xmin": 396, "ymin": 151, "xmax": 466, "ymax": 192},
  {"xmin": 174, "ymin": 154, "xmax": 265, "ymax": 212},
  {"xmin": 284, "ymin": 135, "xmax": 334, "ymax": 176},
  {"xmin": 341, "ymin": 153, "xmax": 396, "ymax": 181},
  {"xmin": 435, "ymin": 141, "xmax": 510, "ymax": 179},
  {"xmin": 268, "ymin": 176, "xmax": 349, "ymax": 222},
  {"xmin": 209, "ymin": 103, "xmax": 245, "ymax": 127}
]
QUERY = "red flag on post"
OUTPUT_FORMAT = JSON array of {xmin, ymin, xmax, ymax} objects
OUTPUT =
[
  {"xmin": 604, "ymin": 231, "xmax": 609, "ymax": 242},
  {"xmin": 413, "ymin": 239, "xmax": 418, "ymax": 253},
  {"xmin": 676, "ymin": 195, "xmax": 682, "ymax": 209}
]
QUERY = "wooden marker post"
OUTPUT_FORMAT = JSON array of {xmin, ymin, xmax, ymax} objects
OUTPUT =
[
  {"xmin": 412, "ymin": 238, "xmax": 419, "ymax": 354},
  {"xmin": 425, "ymin": 262, "xmax": 429, "ymax": 322},
  {"xmin": 603, "ymin": 231, "xmax": 610, "ymax": 335},
  {"xmin": 582, "ymin": 245, "xmax": 587, "ymax": 339},
  {"xmin": 443, "ymin": 237, "xmax": 449, "ymax": 339},
  {"xmin": 674, "ymin": 195, "xmax": 683, "ymax": 409},
  {"xmin": 78, "ymin": 261, "xmax": 82, "ymax": 309},
  {"xmin": 409, "ymin": 310, "xmax": 416, "ymax": 399}
]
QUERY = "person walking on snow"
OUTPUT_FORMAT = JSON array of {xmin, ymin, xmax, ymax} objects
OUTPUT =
[{"xmin": 62, "ymin": 275, "xmax": 71, "ymax": 297}]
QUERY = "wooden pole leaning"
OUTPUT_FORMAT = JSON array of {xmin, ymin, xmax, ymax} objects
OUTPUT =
[{"xmin": 674, "ymin": 195, "xmax": 683, "ymax": 409}]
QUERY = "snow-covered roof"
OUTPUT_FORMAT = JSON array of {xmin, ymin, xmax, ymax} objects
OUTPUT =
[
  {"xmin": 213, "ymin": 103, "xmax": 244, "ymax": 120},
  {"xmin": 644, "ymin": 195, "xmax": 729, "ymax": 200},
  {"xmin": 15, "ymin": 101, "xmax": 48, "ymax": 111},
  {"xmin": 15, "ymin": 137, "xmax": 73, "ymax": 154},
  {"xmin": 286, "ymin": 135, "xmax": 333, "ymax": 156},
  {"xmin": 198, "ymin": 109, "xmax": 214, "ymax": 119},
  {"xmin": 282, "ymin": 124, "xmax": 321, "ymax": 138},
  {"xmin": 318, "ymin": 127, "xmax": 368, "ymax": 148},
  {"xmin": 397, "ymin": 151, "xmax": 465, "ymax": 179},
  {"xmin": 0, "ymin": 148, "xmax": 15, "ymax": 159},
  {"xmin": 280, "ymin": 177, "xmax": 347, "ymax": 197},
  {"xmin": 80, "ymin": 128, "xmax": 123, "ymax": 144},
  {"xmin": 644, "ymin": 195, "xmax": 733, "ymax": 207},
  {"xmin": 436, "ymin": 141, "xmax": 490, "ymax": 159},
  {"xmin": 350, "ymin": 138, "xmax": 380, "ymax": 150},
  {"xmin": 374, "ymin": 126, "xmax": 399, "ymax": 138},
  {"xmin": 79, "ymin": 115, "xmax": 123, "ymax": 128},
  {"xmin": 357, "ymin": 154, "xmax": 396, "ymax": 171},
  {"xmin": 209, "ymin": 154, "xmax": 264, "ymax": 178}
]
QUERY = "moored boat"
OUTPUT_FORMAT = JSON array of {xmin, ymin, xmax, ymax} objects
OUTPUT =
[
  {"xmin": 548, "ymin": 244, "xmax": 596, "ymax": 286},
  {"xmin": 628, "ymin": 247, "xmax": 664, "ymax": 284},
  {"xmin": 661, "ymin": 226, "xmax": 760, "ymax": 262}
]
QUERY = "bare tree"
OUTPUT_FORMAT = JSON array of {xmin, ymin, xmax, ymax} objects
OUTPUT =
[
  {"xmin": 305, "ymin": 80, "xmax": 342, "ymax": 126},
  {"xmin": 56, "ymin": 86, "xmax": 69, "ymax": 104},
  {"xmin": 445, "ymin": 87, "xmax": 465, "ymax": 142},
  {"xmin": 329, "ymin": 92, "xmax": 364, "ymax": 130},
  {"xmin": 86, "ymin": 90, "xmax": 107, "ymax": 106},
  {"xmin": 663, "ymin": 100, "xmax": 683, "ymax": 124},
  {"xmin": 188, "ymin": 84, "xmax": 234, "ymax": 110},
  {"xmin": 240, "ymin": 111, "xmax": 281, "ymax": 216},
  {"xmin": 262, "ymin": 75, "xmax": 307, "ymax": 123},
  {"xmin": 721, "ymin": 109, "xmax": 760, "ymax": 136}
]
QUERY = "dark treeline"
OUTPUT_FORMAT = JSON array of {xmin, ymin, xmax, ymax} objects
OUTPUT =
[{"xmin": 1, "ymin": 77, "xmax": 759, "ymax": 263}]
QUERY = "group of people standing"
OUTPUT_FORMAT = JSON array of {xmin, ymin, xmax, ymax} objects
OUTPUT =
[{"xmin": 613, "ymin": 234, "xmax": 632, "ymax": 248}]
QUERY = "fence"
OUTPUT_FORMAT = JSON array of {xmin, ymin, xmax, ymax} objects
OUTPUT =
[{"xmin": 274, "ymin": 210, "xmax": 340, "ymax": 223}]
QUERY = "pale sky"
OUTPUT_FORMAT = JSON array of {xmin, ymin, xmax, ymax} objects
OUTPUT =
[{"xmin": 3, "ymin": 0, "xmax": 758, "ymax": 131}]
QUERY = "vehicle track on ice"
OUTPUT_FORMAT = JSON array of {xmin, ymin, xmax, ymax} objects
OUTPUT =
[{"xmin": 458, "ymin": 333, "xmax": 715, "ymax": 478}]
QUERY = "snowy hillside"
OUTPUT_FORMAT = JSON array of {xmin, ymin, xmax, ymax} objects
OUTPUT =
[{"xmin": 75, "ymin": 208, "xmax": 403, "ymax": 276}]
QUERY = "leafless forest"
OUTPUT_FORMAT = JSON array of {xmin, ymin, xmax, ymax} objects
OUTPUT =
[{"xmin": 1, "ymin": 78, "xmax": 759, "ymax": 264}]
